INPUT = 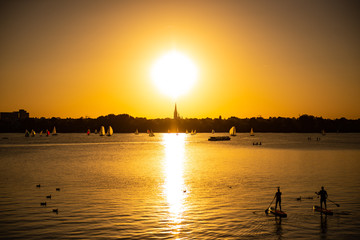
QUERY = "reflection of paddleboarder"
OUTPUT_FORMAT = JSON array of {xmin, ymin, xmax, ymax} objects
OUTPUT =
[
  {"xmin": 275, "ymin": 187, "xmax": 282, "ymax": 211},
  {"xmin": 316, "ymin": 186, "xmax": 328, "ymax": 209}
]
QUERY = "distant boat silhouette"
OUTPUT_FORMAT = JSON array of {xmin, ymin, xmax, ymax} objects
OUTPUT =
[
  {"xmin": 46, "ymin": 129, "xmax": 50, "ymax": 137},
  {"xmin": 94, "ymin": 129, "xmax": 98, "ymax": 134},
  {"xmin": 25, "ymin": 129, "xmax": 30, "ymax": 137},
  {"xmin": 149, "ymin": 130, "xmax": 155, "ymax": 137},
  {"xmin": 191, "ymin": 130, "xmax": 197, "ymax": 135},
  {"xmin": 52, "ymin": 127, "xmax": 57, "ymax": 136},
  {"xmin": 211, "ymin": 129, "xmax": 215, "ymax": 134},
  {"xmin": 30, "ymin": 130, "xmax": 36, "ymax": 137},
  {"xmin": 134, "ymin": 129, "xmax": 139, "ymax": 135},
  {"xmin": 208, "ymin": 136, "xmax": 230, "ymax": 141},
  {"xmin": 99, "ymin": 126, "xmax": 105, "ymax": 136},
  {"xmin": 322, "ymin": 129, "xmax": 326, "ymax": 136},
  {"xmin": 229, "ymin": 126, "xmax": 236, "ymax": 136},
  {"xmin": 250, "ymin": 128, "xmax": 254, "ymax": 136},
  {"xmin": 39, "ymin": 130, "xmax": 43, "ymax": 136},
  {"xmin": 186, "ymin": 129, "xmax": 188, "ymax": 134},
  {"xmin": 87, "ymin": 129, "xmax": 90, "ymax": 135},
  {"xmin": 106, "ymin": 126, "xmax": 113, "ymax": 136}
]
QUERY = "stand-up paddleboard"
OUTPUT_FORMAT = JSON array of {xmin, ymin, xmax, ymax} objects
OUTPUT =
[
  {"xmin": 313, "ymin": 206, "xmax": 333, "ymax": 215},
  {"xmin": 268, "ymin": 207, "xmax": 287, "ymax": 217}
]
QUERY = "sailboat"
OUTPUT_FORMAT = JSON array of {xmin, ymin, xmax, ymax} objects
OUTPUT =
[
  {"xmin": 229, "ymin": 126, "xmax": 236, "ymax": 136},
  {"xmin": 322, "ymin": 129, "xmax": 326, "ymax": 136},
  {"xmin": 87, "ymin": 129, "xmax": 90, "ymax": 135},
  {"xmin": 94, "ymin": 129, "xmax": 98, "ymax": 134},
  {"xmin": 39, "ymin": 130, "xmax": 43, "ymax": 136},
  {"xmin": 52, "ymin": 127, "xmax": 57, "ymax": 136},
  {"xmin": 46, "ymin": 129, "xmax": 50, "ymax": 137},
  {"xmin": 250, "ymin": 128, "xmax": 254, "ymax": 136},
  {"xmin": 106, "ymin": 126, "xmax": 113, "ymax": 136},
  {"xmin": 186, "ymin": 129, "xmax": 189, "ymax": 134},
  {"xmin": 191, "ymin": 130, "xmax": 197, "ymax": 135},
  {"xmin": 25, "ymin": 129, "xmax": 30, "ymax": 137},
  {"xmin": 134, "ymin": 129, "xmax": 139, "ymax": 135},
  {"xmin": 149, "ymin": 130, "xmax": 155, "ymax": 137},
  {"xmin": 30, "ymin": 129, "xmax": 36, "ymax": 137},
  {"xmin": 99, "ymin": 126, "xmax": 105, "ymax": 136},
  {"xmin": 211, "ymin": 129, "xmax": 215, "ymax": 134}
]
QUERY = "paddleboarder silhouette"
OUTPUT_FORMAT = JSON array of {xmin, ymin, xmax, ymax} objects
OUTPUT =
[
  {"xmin": 316, "ymin": 186, "xmax": 328, "ymax": 209},
  {"xmin": 275, "ymin": 187, "xmax": 282, "ymax": 211}
]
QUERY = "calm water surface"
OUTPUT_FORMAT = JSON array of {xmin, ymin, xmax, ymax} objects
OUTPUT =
[{"xmin": 0, "ymin": 133, "xmax": 359, "ymax": 239}]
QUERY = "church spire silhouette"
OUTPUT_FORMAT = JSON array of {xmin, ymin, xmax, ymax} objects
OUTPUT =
[{"xmin": 174, "ymin": 103, "xmax": 179, "ymax": 120}]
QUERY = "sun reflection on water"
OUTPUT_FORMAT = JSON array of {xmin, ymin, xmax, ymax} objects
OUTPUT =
[{"xmin": 162, "ymin": 133, "xmax": 187, "ymax": 235}]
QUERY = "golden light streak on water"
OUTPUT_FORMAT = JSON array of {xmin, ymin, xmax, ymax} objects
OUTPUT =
[{"xmin": 162, "ymin": 133, "xmax": 187, "ymax": 236}]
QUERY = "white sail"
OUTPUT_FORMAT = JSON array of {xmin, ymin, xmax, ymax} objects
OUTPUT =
[
  {"xmin": 99, "ymin": 126, "xmax": 105, "ymax": 136},
  {"xmin": 52, "ymin": 127, "xmax": 57, "ymax": 135},
  {"xmin": 250, "ymin": 128, "xmax": 254, "ymax": 136},
  {"xmin": 229, "ymin": 126, "xmax": 236, "ymax": 136},
  {"xmin": 106, "ymin": 126, "xmax": 113, "ymax": 136}
]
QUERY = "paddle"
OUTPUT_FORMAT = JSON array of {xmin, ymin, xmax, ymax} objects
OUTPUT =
[
  {"xmin": 328, "ymin": 198, "xmax": 340, "ymax": 207},
  {"xmin": 315, "ymin": 191, "xmax": 340, "ymax": 207},
  {"xmin": 265, "ymin": 196, "xmax": 275, "ymax": 214}
]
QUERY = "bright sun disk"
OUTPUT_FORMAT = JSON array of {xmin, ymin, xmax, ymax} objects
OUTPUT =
[{"xmin": 151, "ymin": 50, "xmax": 198, "ymax": 99}]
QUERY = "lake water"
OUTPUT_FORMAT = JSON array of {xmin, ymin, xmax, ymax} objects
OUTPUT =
[{"xmin": 0, "ymin": 133, "xmax": 359, "ymax": 239}]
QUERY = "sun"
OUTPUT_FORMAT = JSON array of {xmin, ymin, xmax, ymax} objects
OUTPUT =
[{"xmin": 151, "ymin": 50, "xmax": 198, "ymax": 99}]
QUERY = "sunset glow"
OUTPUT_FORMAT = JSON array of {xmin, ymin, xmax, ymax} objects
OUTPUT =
[{"xmin": 0, "ymin": 1, "xmax": 359, "ymax": 119}]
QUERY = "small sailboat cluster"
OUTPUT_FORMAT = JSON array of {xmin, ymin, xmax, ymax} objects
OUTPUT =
[
  {"xmin": 24, "ymin": 127, "xmax": 57, "ymax": 137},
  {"xmin": 98, "ymin": 126, "xmax": 113, "ymax": 136}
]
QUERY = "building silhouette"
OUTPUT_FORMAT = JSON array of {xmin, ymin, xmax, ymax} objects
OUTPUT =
[{"xmin": 0, "ymin": 109, "xmax": 29, "ymax": 121}]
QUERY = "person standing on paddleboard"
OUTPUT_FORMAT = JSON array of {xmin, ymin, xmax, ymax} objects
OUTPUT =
[
  {"xmin": 275, "ymin": 187, "xmax": 282, "ymax": 211},
  {"xmin": 316, "ymin": 186, "xmax": 328, "ymax": 209}
]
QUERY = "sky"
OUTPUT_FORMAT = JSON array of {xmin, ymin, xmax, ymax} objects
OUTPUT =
[{"xmin": 1, "ymin": 0, "xmax": 359, "ymax": 119}]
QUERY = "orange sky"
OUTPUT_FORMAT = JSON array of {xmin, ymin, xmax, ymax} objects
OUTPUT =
[{"xmin": 1, "ymin": 0, "xmax": 359, "ymax": 119}]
